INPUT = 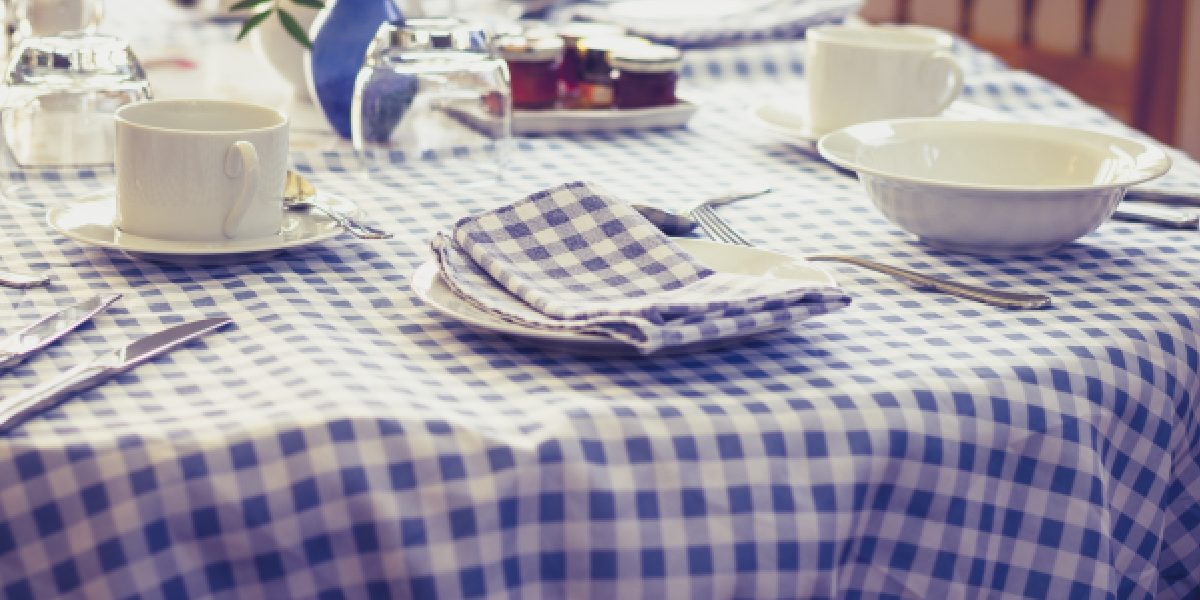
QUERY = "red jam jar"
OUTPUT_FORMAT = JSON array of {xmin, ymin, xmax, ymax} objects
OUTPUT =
[
  {"xmin": 556, "ymin": 23, "xmax": 625, "ymax": 96},
  {"xmin": 496, "ymin": 35, "xmax": 563, "ymax": 110},
  {"xmin": 570, "ymin": 36, "xmax": 652, "ymax": 109},
  {"xmin": 612, "ymin": 44, "xmax": 682, "ymax": 109}
]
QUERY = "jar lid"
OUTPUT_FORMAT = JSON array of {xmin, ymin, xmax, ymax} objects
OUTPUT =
[
  {"xmin": 610, "ymin": 44, "xmax": 682, "ymax": 72},
  {"xmin": 495, "ymin": 35, "xmax": 563, "ymax": 61},
  {"xmin": 576, "ymin": 35, "xmax": 649, "ymax": 56},
  {"xmin": 557, "ymin": 22, "xmax": 625, "ymax": 44}
]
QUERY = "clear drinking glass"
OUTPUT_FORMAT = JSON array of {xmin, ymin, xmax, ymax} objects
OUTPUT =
[
  {"xmin": 10, "ymin": 0, "xmax": 104, "ymax": 40},
  {"xmin": 351, "ymin": 20, "xmax": 512, "ymax": 182},
  {"xmin": 2, "ymin": 32, "xmax": 151, "ymax": 167}
]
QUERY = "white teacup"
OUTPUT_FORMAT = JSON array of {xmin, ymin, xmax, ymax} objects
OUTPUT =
[
  {"xmin": 114, "ymin": 99, "xmax": 289, "ymax": 243},
  {"xmin": 806, "ymin": 25, "xmax": 964, "ymax": 137}
]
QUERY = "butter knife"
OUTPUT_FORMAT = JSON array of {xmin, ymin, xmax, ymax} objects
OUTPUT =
[
  {"xmin": 0, "ymin": 316, "xmax": 232, "ymax": 433},
  {"xmin": 1112, "ymin": 204, "xmax": 1200, "ymax": 229},
  {"xmin": 0, "ymin": 269, "xmax": 51, "ymax": 289},
  {"xmin": 0, "ymin": 293, "xmax": 122, "ymax": 373}
]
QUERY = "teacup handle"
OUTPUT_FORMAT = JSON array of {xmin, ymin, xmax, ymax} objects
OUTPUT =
[
  {"xmin": 222, "ymin": 141, "xmax": 260, "ymax": 239},
  {"xmin": 921, "ymin": 50, "xmax": 965, "ymax": 114}
]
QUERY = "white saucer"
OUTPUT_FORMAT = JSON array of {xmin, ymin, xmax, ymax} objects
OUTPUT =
[
  {"xmin": 47, "ymin": 191, "xmax": 356, "ymax": 264},
  {"xmin": 750, "ymin": 99, "xmax": 1002, "ymax": 148},
  {"xmin": 412, "ymin": 238, "xmax": 836, "ymax": 355}
]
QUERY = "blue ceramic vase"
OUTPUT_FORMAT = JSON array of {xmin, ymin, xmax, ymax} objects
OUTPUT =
[{"xmin": 306, "ymin": 0, "xmax": 403, "ymax": 139}]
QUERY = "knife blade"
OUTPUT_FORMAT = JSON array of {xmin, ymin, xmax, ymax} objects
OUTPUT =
[
  {"xmin": 0, "ymin": 316, "xmax": 232, "ymax": 434},
  {"xmin": 0, "ymin": 269, "xmax": 51, "ymax": 289},
  {"xmin": 0, "ymin": 293, "xmax": 122, "ymax": 373},
  {"xmin": 1112, "ymin": 204, "xmax": 1200, "ymax": 229}
]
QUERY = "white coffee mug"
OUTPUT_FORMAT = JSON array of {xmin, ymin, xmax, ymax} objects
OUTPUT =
[
  {"xmin": 114, "ymin": 99, "xmax": 288, "ymax": 242},
  {"xmin": 806, "ymin": 25, "xmax": 964, "ymax": 137}
]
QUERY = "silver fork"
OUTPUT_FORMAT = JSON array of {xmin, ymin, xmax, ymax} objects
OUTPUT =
[{"xmin": 689, "ymin": 203, "xmax": 1052, "ymax": 310}]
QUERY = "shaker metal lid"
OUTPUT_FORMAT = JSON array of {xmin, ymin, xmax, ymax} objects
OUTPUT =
[
  {"xmin": 6, "ymin": 32, "xmax": 147, "ymax": 87},
  {"xmin": 495, "ymin": 35, "xmax": 564, "ymax": 61},
  {"xmin": 368, "ymin": 18, "xmax": 489, "ymax": 57},
  {"xmin": 609, "ymin": 43, "xmax": 682, "ymax": 73}
]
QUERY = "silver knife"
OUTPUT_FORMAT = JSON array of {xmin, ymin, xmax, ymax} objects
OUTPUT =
[
  {"xmin": 1113, "ymin": 204, "xmax": 1200, "ymax": 229},
  {"xmin": 0, "ymin": 316, "xmax": 232, "ymax": 434},
  {"xmin": 0, "ymin": 269, "xmax": 51, "ymax": 289},
  {"xmin": 0, "ymin": 293, "xmax": 122, "ymax": 373}
]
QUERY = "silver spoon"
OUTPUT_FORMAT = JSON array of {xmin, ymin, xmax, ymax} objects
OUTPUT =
[
  {"xmin": 631, "ymin": 187, "xmax": 773, "ymax": 236},
  {"xmin": 283, "ymin": 171, "xmax": 393, "ymax": 240},
  {"xmin": 633, "ymin": 197, "xmax": 1052, "ymax": 310}
]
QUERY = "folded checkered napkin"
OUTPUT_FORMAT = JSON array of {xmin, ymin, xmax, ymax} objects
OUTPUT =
[
  {"xmin": 430, "ymin": 181, "xmax": 850, "ymax": 352},
  {"xmin": 560, "ymin": 0, "xmax": 861, "ymax": 48}
]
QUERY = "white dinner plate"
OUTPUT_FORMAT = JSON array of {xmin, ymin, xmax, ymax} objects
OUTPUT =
[
  {"xmin": 513, "ymin": 99, "xmax": 699, "ymax": 135},
  {"xmin": 750, "ymin": 99, "xmax": 1002, "ymax": 148},
  {"xmin": 47, "ymin": 191, "xmax": 356, "ymax": 264},
  {"xmin": 412, "ymin": 238, "xmax": 836, "ymax": 355}
]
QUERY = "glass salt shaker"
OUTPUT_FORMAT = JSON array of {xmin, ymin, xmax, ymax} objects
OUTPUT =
[{"xmin": 351, "ymin": 19, "xmax": 511, "ymax": 179}]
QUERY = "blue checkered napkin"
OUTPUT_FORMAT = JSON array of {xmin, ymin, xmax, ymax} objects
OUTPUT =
[
  {"xmin": 561, "ymin": 0, "xmax": 861, "ymax": 47},
  {"xmin": 430, "ymin": 181, "xmax": 851, "ymax": 352}
]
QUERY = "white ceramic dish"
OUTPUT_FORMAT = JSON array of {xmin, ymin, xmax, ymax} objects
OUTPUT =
[
  {"xmin": 751, "ymin": 99, "xmax": 999, "ymax": 149},
  {"xmin": 513, "ymin": 99, "xmax": 698, "ymax": 135},
  {"xmin": 817, "ymin": 118, "xmax": 1173, "ymax": 256},
  {"xmin": 48, "ymin": 191, "xmax": 355, "ymax": 264},
  {"xmin": 412, "ymin": 238, "xmax": 836, "ymax": 355}
]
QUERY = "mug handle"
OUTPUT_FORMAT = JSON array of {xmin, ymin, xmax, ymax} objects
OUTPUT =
[
  {"xmin": 921, "ymin": 51, "xmax": 965, "ymax": 114},
  {"xmin": 222, "ymin": 141, "xmax": 260, "ymax": 239}
]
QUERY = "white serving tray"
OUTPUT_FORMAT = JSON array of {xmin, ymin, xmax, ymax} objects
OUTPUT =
[{"xmin": 512, "ymin": 98, "xmax": 699, "ymax": 135}]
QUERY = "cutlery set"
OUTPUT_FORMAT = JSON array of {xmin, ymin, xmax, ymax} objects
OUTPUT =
[
  {"xmin": 0, "ymin": 294, "xmax": 230, "ymax": 433},
  {"xmin": 686, "ymin": 203, "xmax": 1054, "ymax": 310},
  {"xmin": 632, "ymin": 195, "xmax": 1054, "ymax": 309}
]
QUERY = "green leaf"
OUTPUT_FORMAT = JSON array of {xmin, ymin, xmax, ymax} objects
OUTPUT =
[
  {"xmin": 229, "ymin": 0, "xmax": 272, "ymax": 12},
  {"xmin": 290, "ymin": 0, "xmax": 325, "ymax": 8},
  {"xmin": 277, "ymin": 9, "xmax": 313, "ymax": 49},
  {"xmin": 235, "ymin": 8, "xmax": 273, "ymax": 41}
]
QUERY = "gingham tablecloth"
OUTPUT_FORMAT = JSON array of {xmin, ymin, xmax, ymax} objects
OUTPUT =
[{"xmin": 1, "ymin": 3, "xmax": 1199, "ymax": 599}]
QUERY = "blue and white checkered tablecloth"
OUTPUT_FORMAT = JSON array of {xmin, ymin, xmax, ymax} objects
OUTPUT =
[{"xmin": 1, "ymin": 4, "xmax": 1199, "ymax": 599}]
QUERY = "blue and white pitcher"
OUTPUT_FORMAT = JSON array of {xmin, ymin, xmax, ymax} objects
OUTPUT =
[{"xmin": 305, "ymin": 0, "xmax": 404, "ymax": 138}]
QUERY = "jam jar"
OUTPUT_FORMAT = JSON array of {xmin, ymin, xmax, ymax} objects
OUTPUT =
[
  {"xmin": 573, "ymin": 36, "xmax": 650, "ymax": 109},
  {"xmin": 556, "ymin": 23, "xmax": 624, "ymax": 98},
  {"xmin": 496, "ymin": 34, "xmax": 563, "ymax": 110},
  {"xmin": 611, "ymin": 43, "xmax": 682, "ymax": 109}
]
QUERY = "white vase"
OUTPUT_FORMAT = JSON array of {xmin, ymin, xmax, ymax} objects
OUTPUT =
[{"xmin": 250, "ymin": 6, "xmax": 320, "ymax": 102}]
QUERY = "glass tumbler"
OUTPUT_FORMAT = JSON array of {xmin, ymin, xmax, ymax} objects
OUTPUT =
[
  {"xmin": 11, "ymin": 0, "xmax": 104, "ymax": 40},
  {"xmin": 2, "ymin": 32, "xmax": 152, "ymax": 167},
  {"xmin": 351, "ymin": 20, "xmax": 512, "ymax": 181}
]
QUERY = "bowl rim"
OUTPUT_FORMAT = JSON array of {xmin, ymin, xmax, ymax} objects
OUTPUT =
[{"xmin": 816, "ymin": 117, "xmax": 1173, "ymax": 192}]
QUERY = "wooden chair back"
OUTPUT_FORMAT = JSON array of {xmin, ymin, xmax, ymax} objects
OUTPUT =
[{"xmin": 859, "ymin": 0, "xmax": 1186, "ymax": 143}]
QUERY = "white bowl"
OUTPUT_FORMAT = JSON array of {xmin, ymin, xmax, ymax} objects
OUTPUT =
[{"xmin": 817, "ymin": 119, "xmax": 1172, "ymax": 255}]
